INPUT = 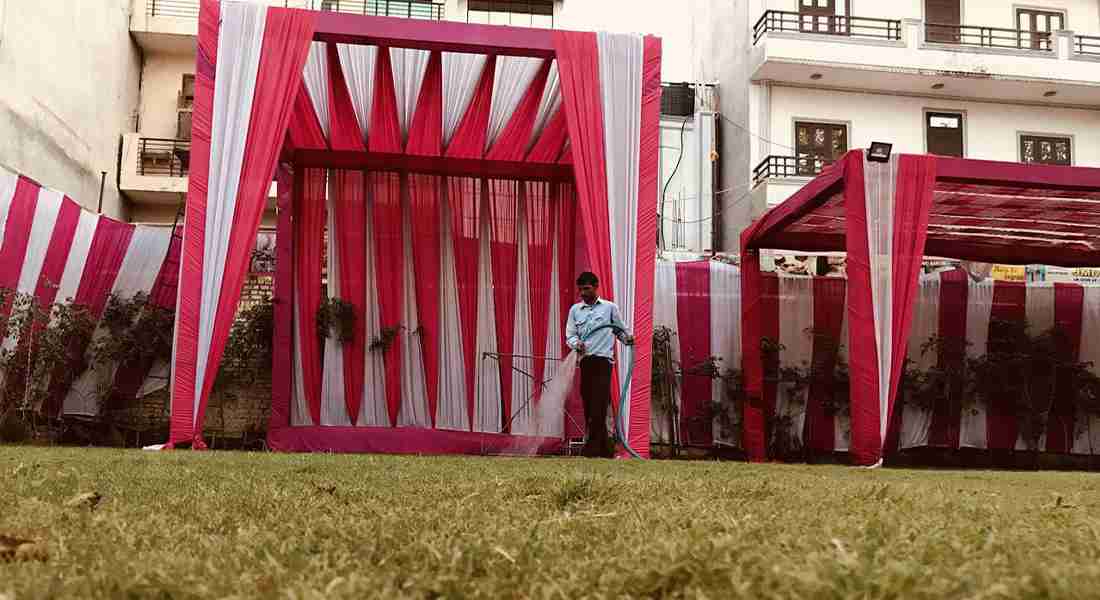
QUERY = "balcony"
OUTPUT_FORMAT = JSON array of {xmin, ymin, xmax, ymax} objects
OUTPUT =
[
  {"xmin": 748, "ymin": 155, "xmax": 831, "ymax": 219},
  {"xmin": 751, "ymin": 13, "xmax": 1100, "ymax": 108},
  {"xmin": 131, "ymin": 0, "xmax": 445, "ymax": 52}
]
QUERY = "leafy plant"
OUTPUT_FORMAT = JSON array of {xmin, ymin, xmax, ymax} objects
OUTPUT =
[
  {"xmin": 215, "ymin": 295, "xmax": 274, "ymax": 390},
  {"xmin": 316, "ymin": 297, "xmax": 357, "ymax": 344},
  {"xmin": 369, "ymin": 325, "xmax": 403, "ymax": 353}
]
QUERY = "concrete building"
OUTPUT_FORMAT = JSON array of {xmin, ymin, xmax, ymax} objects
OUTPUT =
[
  {"xmin": 743, "ymin": 0, "xmax": 1100, "ymax": 260},
  {"xmin": 0, "ymin": 0, "xmax": 141, "ymax": 219}
]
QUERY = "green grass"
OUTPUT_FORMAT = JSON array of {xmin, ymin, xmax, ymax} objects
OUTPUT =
[{"xmin": 4, "ymin": 448, "xmax": 1100, "ymax": 599}]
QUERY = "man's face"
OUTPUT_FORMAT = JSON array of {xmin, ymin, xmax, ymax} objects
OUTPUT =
[{"xmin": 578, "ymin": 283, "xmax": 598, "ymax": 304}]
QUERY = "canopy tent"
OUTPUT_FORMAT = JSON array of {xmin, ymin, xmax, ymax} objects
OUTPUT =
[
  {"xmin": 166, "ymin": 1, "xmax": 661, "ymax": 456},
  {"xmin": 741, "ymin": 149, "xmax": 1100, "ymax": 465}
]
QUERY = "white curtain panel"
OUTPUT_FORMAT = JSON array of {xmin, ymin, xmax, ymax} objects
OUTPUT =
[
  {"xmin": 597, "ymin": 32, "xmax": 644, "ymax": 435},
  {"xmin": 1074, "ymin": 286, "xmax": 1100, "ymax": 454},
  {"xmin": 193, "ymin": 1, "xmax": 267, "ymax": 427},
  {"xmin": 529, "ymin": 60, "xmax": 561, "ymax": 151},
  {"xmin": 862, "ymin": 154, "xmax": 898, "ymax": 447},
  {"xmin": 959, "ymin": 279, "xmax": 994, "ymax": 448},
  {"xmin": 898, "ymin": 275, "xmax": 940, "ymax": 449},
  {"xmin": 15, "ymin": 188, "xmax": 64, "ymax": 295},
  {"xmin": 441, "ymin": 52, "xmax": 488, "ymax": 147},
  {"xmin": 303, "ymin": 42, "xmax": 331, "ymax": 140},
  {"xmin": 390, "ymin": 48, "xmax": 431, "ymax": 140},
  {"xmin": 396, "ymin": 191, "xmax": 431, "ymax": 427},
  {"xmin": 291, "ymin": 258, "xmax": 312, "ymax": 426},
  {"xmin": 435, "ymin": 191, "xmax": 469, "ymax": 430},
  {"xmin": 1021, "ymin": 283, "xmax": 1056, "ymax": 450},
  {"xmin": 777, "ymin": 276, "xmax": 813, "ymax": 448},
  {"xmin": 474, "ymin": 194, "xmax": 501, "ymax": 432},
  {"xmin": 359, "ymin": 191, "xmax": 390, "ymax": 427},
  {"xmin": 510, "ymin": 196, "xmax": 534, "ymax": 435},
  {"xmin": 540, "ymin": 233, "xmax": 565, "ymax": 438},
  {"xmin": 486, "ymin": 56, "xmax": 543, "ymax": 151},
  {"xmin": 0, "ymin": 166, "xmax": 18, "ymax": 242},
  {"xmin": 54, "ymin": 212, "xmax": 99, "ymax": 305},
  {"xmin": 835, "ymin": 292, "xmax": 851, "ymax": 452},
  {"xmin": 710, "ymin": 261, "xmax": 741, "ymax": 447},
  {"xmin": 320, "ymin": 181, "xmax": 352, "ymax": 426},
  {"xmin": 336, "ymin": 43, "xmax": 378, "ymax": 143},
  {"xmin": 651, "ymin": 260, "xmax": 679, "ymax": 445}
]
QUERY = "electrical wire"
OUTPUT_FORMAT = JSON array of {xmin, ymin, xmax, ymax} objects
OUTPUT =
[
  {"xmin": 658, "ymin": 118, "xmax": 689, "ymax": 249},
  {"xmin": 716, "ymin": 112, "xmax": 797, "ymax": 152}
]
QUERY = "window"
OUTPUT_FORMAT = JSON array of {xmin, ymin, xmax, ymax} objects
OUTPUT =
[
  {"xmin": 468, "ymin": 0, "xmax": 553, "ymax": 28},
  {"xmin": 794, "ymin": 121, "xmax": 847, "ymax": 176},
  {"xmin": 1017, "ymin": 8, "xmax": 1064, "ymax": 50},
  {"xmin": 179, "ymin": 74, "xmax": 195, "ymax": 110},
  {"xmin": 799, "ymin": 0, "xmax": 836, "ymax": 34},
  {"xmin": 1021, "ymin": 135, "xmax": 1071, "ymax": 166},
  {"xmin": 925, "ymin": 0, "xmax": 960, "ymax": 43},
  {"xmin": 926, "ymin": 111, "xmax": 964, "ymax": 157}
]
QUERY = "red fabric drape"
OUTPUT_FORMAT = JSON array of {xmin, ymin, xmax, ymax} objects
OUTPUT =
[
  {"xmin": 487, "ymin": 60, "xmax": 551, "ymax": 161},
  {"xmin": 525, "ymin": 181, "xmax": 555, "ymax": 410},
  {"xmin": 489, "ymin": 180, "xmax": 520, "ymax": 432},
  {"xmin": 676, "ymin": 261, "xmax": 712, "ymax": 446},
  {"xmin": 407, "ymin": 52, "xmax": 444, "ymax": 425},
  {"xmin": 761, "ymin": 274, "xmax": 780, "ymax": 458},
  {"xmin": 168, "ymin": 0, "xmax": 219, "ymax": 447},
  {"xmin": 929, "ymin": 268, "xmax": 969, "ymax": 448},
  {"xmin": 526, "ymin": 109, "xmax": 569, "ymax": 163},
  {"xmin": 1047, "ymin": 283, "xmax": 1085, "ymax": 453},
  {"xmin": 326, "ymin": 44, "xmax": 368, "ymax": 422},
  {"xmin": 885, "ymin": 155, "xmax": 937, "ymax": 439},
  {"xmin": 739, "ymin": 246, "xmax": 766, "ymax": 461},
  {"xmin": 448, "ymin": 177, "xmax": 481, "ymax": 430},
  {"xmin": 270, "ymin": 166, "xmax": 295, "ymax": 431},
  {"xmin": 556, "ymin": 186, "xmax": 583, "ymax": 440},
  {"xmin": 625, "ymin": 34, "xmax": 661, "ymax": 458},
  {"xmin": 553, "ymin": 31, "xmax": 613, "ymax": 304},
  {"xmin": 445, "ymin": 55, "xmax": 495, "ymax": 159},
  {"xmin": 295, "ymin": 169, "xmax": 326, "ymax": 426},
  {"xmin": 370, "ymin": 44, "xmax": 406, "ymax": 427},
  {"xmin": 842, "ymin": 151, "xmax": 882, "ymax": 466},
  {"xmin": 33, "ymin": 197, "xmax": 81, "ymax": 305},
  {"xmin": 0, "ymin": 177, "xmax": 39, "ymax": 333},
  {"xmin": 987, "ymin": 281, "xmax": 1027, "ymax": 450},
  {"xmin": 805, "ymin": 276, "xmax": 846, "ymax": 452}
]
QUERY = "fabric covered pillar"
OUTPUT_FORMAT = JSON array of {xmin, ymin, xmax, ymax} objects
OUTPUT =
[
  {"xmin": 844, "ymin": 151, "xmax": 936, "ymax": 465},
  {"xmin": 169, "ymin": 1, "xmax": 315, "ymax": 447}
]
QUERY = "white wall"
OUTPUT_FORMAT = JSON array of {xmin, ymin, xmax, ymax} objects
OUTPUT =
[
  {"xmin": 767, "ymin": 85, "xmax": 1100, "ymax": 165},
  {"xmin": 139, "ymin": 53, "xmax": 194, "ymax": 139},
  {"xmin": 0, "ymin": 0, "xmax": 141, "ymax": 218},
  {"xmin": 965, "ymin": 1, "xmax": 1100, "ymax": 35}
]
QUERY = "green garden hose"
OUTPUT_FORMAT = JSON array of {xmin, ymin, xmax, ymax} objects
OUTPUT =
[{"xmin": 580, "ymin": 323, "xmax": 643, "ymax": 459}]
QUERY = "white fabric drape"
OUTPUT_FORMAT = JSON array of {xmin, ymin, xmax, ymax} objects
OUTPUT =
[
  {"xmin": 336, "ymin": 43, "xmax": 378, "ymax": 143},
  {"xmin": 1020, "ymin": 283, "xmax": 1056, "ymax": 450},
  {"xmin": 710, "ymin": 262, "xmax": 741, "ymax": 446},
  {"xmin": 320, "ymin": 182, "xmax": 352, "ymax": 426},
  {"xmin": 359, "ymin": 192, "xmax": 390, "ymax": 427},
  {"xmin": 540, "ymin": 233, "xmax": 565, "ymax": 438},
  {"xmin": 959, "ymin": 279, "xmax": 994, "ymax": 448},
  {"xmin": 291, "ymin": 270, "xmax": 312, "ymax": 426},
  {"xmin": 396, "ymin": 192, "xmax": 431, "ymax": 427},
  {"xmin": 194, "ymin": 2, "xmax": 267, "ymax": 426},
  {"xmin": 54, "ymin": 212, "xmax": 99, "ymax": 305},
  {"xmin": 14, "ymin": 188, "xmax": 64, "ymax": 295},
  {"xmin": 441, "ymin": 52, "xmax": 488, "ymax": 147},
  {"xmin": 898, "ymin": 275, "xmax": 940, "ymax": 449},
  {"xmin": 303, "ymin": 42, "xmax": 331, "ymax": 140},
  {"xmin": 487, "ymin": 56, "xmax": 543, "ymax": 150},
  {"xmin": 510, "ymin": 196, "xmax": 533, "ymax": 435},
  {"xmin": 435, "ymin": 193, "xmax": 468, "ymax": 430},
  {"xmin": 597, "ymin": 32, "xmax": 644, "ymax": 435},
  {"xmin": 1074, "ymin": 287, "xmax": 1100, "ymax": 454},
  {"xmin": 863, "ymin": 154, "xmax": 898, "ymax": 446},
  {"xmin": 529, "ymin": 60, "xmax": 561, "ymax": 150},
  {"xmin": 777, "ymin": 276, "xmax": 813, "ymax": 448},
  {"xmin": 474, "ymin": 195, "xmax": 501, "ymax": 432},
  {"xmin": 390, "ymin": 48, "xmax": 431, "ymax": 140},
  {"xmin": 651, "ymin": 260, "xmax": 679, "ymax": 445},
  {"xmin": 835, "ymin": 296, "xmax": 851, "ymax": 452},
  {"xmin": 0, "ymin": 167, "xmax": 18, "ymax": 243}
]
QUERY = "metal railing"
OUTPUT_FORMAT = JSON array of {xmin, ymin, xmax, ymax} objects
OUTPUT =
[
  {"xmin": 752, "ymin": 155, "xmax": 829, "ymax": 186},
  {"xmin": 1075, "ymin": 35, "xmax": 1100, "ymax": 56},
  {"xmin": 137, "ymin": 138, "xmax": 191, "ymax": 177},
  {"xmin": 147, "ymin": 0, "xmax": 444, "ymax": 19},
  {"xmin": 753, "ymin": 10, "xmax": 901, "ymax": 44},
  {"xmin": 925, "ymin": 23, "xmax": 1054, "ymax": 51}
]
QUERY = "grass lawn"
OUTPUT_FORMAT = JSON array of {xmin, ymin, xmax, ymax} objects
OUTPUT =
[{"xmin": 4, "ymin": 448, "xmax": 1100, "ymax": 599}]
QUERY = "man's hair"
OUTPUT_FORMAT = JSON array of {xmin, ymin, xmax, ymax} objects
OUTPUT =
[{"xmin": 576, "ymin": 272, "xmax": 599, "ymax": 286}]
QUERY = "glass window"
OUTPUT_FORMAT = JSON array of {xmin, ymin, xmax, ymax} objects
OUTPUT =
[
  {"xmin": 1021, "ymin": 135, "xmax": 1071, "ymax": 166},
  {"xmin": 469, "ymin": 0, "xmax": 554, "ymax": 28}
]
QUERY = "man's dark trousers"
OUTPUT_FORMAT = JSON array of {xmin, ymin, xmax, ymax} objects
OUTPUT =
[{"xmin": 580, "ymin": 355, "xmax": 614, "ymax": 458}]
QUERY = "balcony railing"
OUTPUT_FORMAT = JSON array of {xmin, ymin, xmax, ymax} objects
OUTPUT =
[
  {"xmin": 1076, "ymin": 35, "xmax": 1100, "ymax": 56},
  {"xmin": 137, "ymin": 138, "xmax": 191, "ymax": 177},
  {"xmin": 147, "ymin": 0, "xmax": 444, "ymax": 20},
  {"xmin": 753, "ymin": 11, "xmax": 901, "ymax": 45},
  {"xmin": 752, "ymin": 155, "xmax": 829, "ymax": 186},
  {"xmin": 924, "ymin": 23, "xmax": 1053, "ymax": 51}
]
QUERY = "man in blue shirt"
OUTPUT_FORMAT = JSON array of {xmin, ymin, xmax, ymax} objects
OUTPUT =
[{"xmin": 565, "ymin": 272, "xmax": 634, "ymax": 458}]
